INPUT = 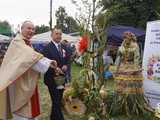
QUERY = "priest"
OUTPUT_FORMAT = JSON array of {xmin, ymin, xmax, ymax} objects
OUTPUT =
[{"xmin": 0, "ymin": 21, "xmax": 61, "ymax": 120}]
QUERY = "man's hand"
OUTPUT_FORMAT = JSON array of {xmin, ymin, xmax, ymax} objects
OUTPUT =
[
  {"xmin": 50, "ymin": 60, "xmax": 57, "ymax": 69},
  {"xmin": 55, "ymin": 67, "xmax": 64, "ymax": 75}
]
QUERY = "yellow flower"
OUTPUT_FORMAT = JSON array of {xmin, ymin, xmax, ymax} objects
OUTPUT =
[{"xmin": 64, "ymin": 98, "xmax": 86, "ymax": 115}]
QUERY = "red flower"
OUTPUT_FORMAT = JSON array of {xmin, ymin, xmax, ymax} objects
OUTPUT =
[{"xmin": 78, "ymin": 35, "xmax": 88, "ymax": 54}]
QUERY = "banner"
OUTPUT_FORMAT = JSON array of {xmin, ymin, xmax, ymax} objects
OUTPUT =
[{"xmin": 143, "ymin": 21, "xmax": 160, "ymax": 110}]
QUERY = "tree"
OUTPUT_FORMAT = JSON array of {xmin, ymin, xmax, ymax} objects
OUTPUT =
[
  {"xmin": 35, "ymin": 24, "xmax": 50, "ymax": 34},
  {"xmin": 0, "ymin": 20, "xmax": 12, "ymax": 36},
  {"xmin": 65, "ymin": 16, "xmax": 79, "ymax": 33},
  {"xmin": 55, "ymin": 6, "xmax": 67, "ymax": 32},
  {"xmin": 55, "ymin": 6, "xmax": 80, "ymax": 33},
  {"xmin": 97, "ymin": 0, "xmax": 160, "ymax": 29},
  {"xmin": 71, "ymin": 0, "xmax": 93, "ymax": 33}
]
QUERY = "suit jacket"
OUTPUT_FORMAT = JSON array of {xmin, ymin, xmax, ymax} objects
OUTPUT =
[{"xmin": 42, "ymin": 41, "xmax": 68, "ymax": 86}]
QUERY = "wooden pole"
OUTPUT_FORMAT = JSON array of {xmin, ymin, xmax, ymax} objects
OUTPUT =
[{"xmin": 50, "ymin": 0, "xmax": 53, "ymax": 30}]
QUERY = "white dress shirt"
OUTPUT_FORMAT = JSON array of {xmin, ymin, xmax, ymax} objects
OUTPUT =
[
  {"xmin": 32, "ymin": 57, "xmax": 52, "ymax": 74},
  {"xmin": 52, "ymin": 41, "xmax": 59, "ymax": 50}
]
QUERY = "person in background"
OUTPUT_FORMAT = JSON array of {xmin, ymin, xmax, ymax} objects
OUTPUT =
[
  {"xmin": 103, "ymin": 47, "xmax": 114, "ymax": 70},
  {"xmin": 0, "ymin": 21, "xmax": 59, "ymax": 120},
  {"xmin": 61, "ymin": 39, "xmax": 76, "ymax": 84}
]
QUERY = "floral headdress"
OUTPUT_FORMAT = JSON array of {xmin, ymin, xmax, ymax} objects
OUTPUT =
[
  {"xmin": 122, "ymin": 31, "xmax": 137, "ymax": 42},
  {"xmin": 121, "ymin": 31, "xmax": 137, "ymax": 48}
]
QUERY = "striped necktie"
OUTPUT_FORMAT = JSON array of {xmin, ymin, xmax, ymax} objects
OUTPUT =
[{"xmin": 58, "ymin": 44, "xmax": 62, "ymax": 56}]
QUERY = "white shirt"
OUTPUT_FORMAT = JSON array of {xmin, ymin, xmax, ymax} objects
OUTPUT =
[
  {"xmin": 32, "ymin": 57, "xmax": 52, "ymax": 74},
  {"xmin": 13, "ymin": 114, "xmax": 38, "ymax": 120},
  {"xmin": 52, "ymin": 40, "xmax": 60, "ymax": 50}
]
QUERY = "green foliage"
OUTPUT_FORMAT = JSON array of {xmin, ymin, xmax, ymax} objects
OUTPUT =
[
  {"xmin": 98, "ymin": 0, "xmax": 160, "ymax": 29},
  {"xmin": 0, "ymin": 20, "xmax": 12, "ymax": 36},
  {"xmin": 65, "ymin": 16, "xmax": 80, "ymax": 33},
  {"xmin": 55, "ymin": 6, "xmax": 67, "ymax": 32},
  {"xmin": 35, "ymin": 25, "xmax": 50, "ymax": 34},
  {"xmin": 55, "ymin": 6, "xmax": 80, "ymax": 33}
]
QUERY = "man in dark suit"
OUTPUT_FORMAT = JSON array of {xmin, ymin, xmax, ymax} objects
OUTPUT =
[{"xmin": 42, "ymin": 27, "xmax": 68, "ymax": 120}]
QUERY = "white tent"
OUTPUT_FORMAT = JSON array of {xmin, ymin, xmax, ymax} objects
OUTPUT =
[
  {"xmin": 31, "ymin": 31, "xmax": 80, "ymax": 44},
  {"xmin": 0, "ymin": 34, "xmax": 11, "ymax": 43}
]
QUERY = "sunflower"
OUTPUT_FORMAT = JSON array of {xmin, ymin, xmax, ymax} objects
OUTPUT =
[{"xmin": 64, "ymin": 98, "xmax": 86, "ymax": 115}]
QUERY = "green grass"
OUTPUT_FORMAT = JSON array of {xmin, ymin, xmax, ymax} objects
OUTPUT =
[{"xmin": 38, "ymin": 75, "xmax": 51, "ymax": 120}]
